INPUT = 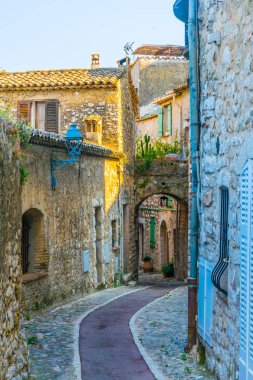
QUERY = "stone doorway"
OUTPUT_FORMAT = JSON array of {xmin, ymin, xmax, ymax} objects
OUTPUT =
[
  {"xmin": 160, "ymin": 220, "xmax": 168, "ymax": 267},
  {"xmin": 21, "ymin": 208, "xmax": 48, "ymax": 275}
]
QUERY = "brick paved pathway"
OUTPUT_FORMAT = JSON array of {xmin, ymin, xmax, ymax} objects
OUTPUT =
[
  {"xmin": 79, "ymin": 286, "xmax": 173, "ymax": 380},
  {"xmin": 132, "ymin": 286, "xmax": 214, "ymax": 380}
]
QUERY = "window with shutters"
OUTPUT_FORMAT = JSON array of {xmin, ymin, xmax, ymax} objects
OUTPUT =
[
  {"xmin": 82, "ymin": 115, "xmax": 102, "ymax": 144},
  {"xmin": 198, "ymin": 257, "xmax": 214, "ymax": 346},
  {"xmin": 239, "ymin": 159, "xmax": 253, "ymax": 380},
  {"xmin": 157, "ymin": 105, "xmax": 172, "ymax": 137},
  {"xmin": 17, "ymin": 100, "xmax": 59, "ymax": 133},
  {"xmin": 150, "ymin": 216, "xmax": 156, "ymax": 248}
]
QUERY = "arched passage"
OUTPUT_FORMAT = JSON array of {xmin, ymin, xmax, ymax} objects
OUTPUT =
[
  {"xmin": 21, "ymin": 208, "xmax": 48, "ymax": 275},
  {"xmin": 135, "ymin": 193, "xmax": 188, "ymax": 280}
]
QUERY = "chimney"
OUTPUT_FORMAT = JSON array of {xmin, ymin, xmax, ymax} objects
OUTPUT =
[{"xmin": 91, "ymin": 53, "xmax": 100, "ymax": 69}]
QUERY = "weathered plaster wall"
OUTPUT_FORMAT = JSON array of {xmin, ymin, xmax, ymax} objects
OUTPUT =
[
  {"xmin": 0, "ymin": 133, "xmax": 28, "ymax": 379},
  {"xmin": 137, "ymin": 116, "xmax": 158, "ymax": 142},
  {"xmin": 198, "ymin": 0, "xmax": 253, "ymax": 378},
  {"xmin": 137, "ymin": 89, "xmax": 190, "ymax": 148}
]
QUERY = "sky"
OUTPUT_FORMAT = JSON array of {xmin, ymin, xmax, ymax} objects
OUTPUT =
[{"xmin": 0, "ymin": 0, "xmax": 184, "ymax": 72}]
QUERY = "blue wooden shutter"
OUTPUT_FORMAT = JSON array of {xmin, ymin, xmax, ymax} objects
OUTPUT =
[
  {"xmin": 167, "ymin": 104, "xmax": 172, "ymax": 135},
  {"xmin": 82, "ymin": 250, "xmax": 90, "ymax": 272},
  {"xmin": 239, "ymin": 161, "xmax": 253, "ymax": 380},
  {"xmin": 205, "ymin": 261, "xmax": 214, "ymax": 346},
  {"xmin": 150, "ymin": 217, "xmax": 156, "ymax": 248},
  {"xmin": 198, "ymin": 258, "xmax": 205, "ymax": 339},
  {"xmin": 158, "ymin": 108, "xmax": 164, "ymax": 137},
  {"xmin": 103, "ymin": 244, "xmax": 110, "ymax": 264},
  {"xmin": 198, "ymin": 257, "xmax": 214, "ymax": 346}
]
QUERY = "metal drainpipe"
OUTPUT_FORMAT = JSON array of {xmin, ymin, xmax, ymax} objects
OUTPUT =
[
  {"xmin": 187, "ymin": 0, "xmax": 200, "ymax": 351},
  {"xmin": 117, "ymin": 164, "xmax": 122, "ymax": 286}
]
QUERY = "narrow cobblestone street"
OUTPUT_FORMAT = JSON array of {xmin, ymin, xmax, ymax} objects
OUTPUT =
[{"xmin": 23, "ymin": 285, "xmax": 214, "ymax": 379}]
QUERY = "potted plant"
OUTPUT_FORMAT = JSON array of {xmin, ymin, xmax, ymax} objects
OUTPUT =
[
  {"xmin": 161, "ymin": 263, "xmax": 174, "ymax": 278},
  {"xmin": 143, "ymin": 256, "xmax": 153, "ymax": 273}
]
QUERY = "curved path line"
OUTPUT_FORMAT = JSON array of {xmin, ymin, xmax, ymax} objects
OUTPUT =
[
  {"xmin": 78, "ymin": 286, "xmax": 175, "ymax": 380},
  {"xmin": 73, "ymin": 286, "xmax": 148, "ymax": 380},
  {"xmin": 129, "ymin": 287, "xmax": 180, "ymax": 380}
]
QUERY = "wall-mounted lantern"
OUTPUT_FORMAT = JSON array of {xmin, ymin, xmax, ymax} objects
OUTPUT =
[
  {"xmin": 160, "ymin": 195, "xmax": 168, "ymax": 208},
  {"xmin": 51, "ymin": 123, "xmax": 83, "ymax": 190}
]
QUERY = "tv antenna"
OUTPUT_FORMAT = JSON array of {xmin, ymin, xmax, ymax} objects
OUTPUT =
[{"xmin": 124, "ymin": 42, "xmax": 134, "ymax": 55}]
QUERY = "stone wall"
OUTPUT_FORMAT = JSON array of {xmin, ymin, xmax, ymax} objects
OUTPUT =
[
  {"xmin": 0, "ymin": 87, "xmax": 120, "ymax": 150},
  {"xmin": 21, "ymin": 143, "xmax": 120, "ymax": 310},
  {"xmin": 131, "ymin": 58, "xmax": 189, "ymax": 107},
  {"xmin": 0, "ymin": 131, "xmax": 28, "ymax": 379},
  {"xmin": 198, "ymin": 0, "xmax": 253, "ymax": 378}
]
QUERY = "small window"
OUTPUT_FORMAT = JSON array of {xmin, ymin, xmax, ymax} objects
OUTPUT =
[
  {"xmin": 211, "ymin": 186, "xmax": 229, "ymax": 295},
  {"xmin": 111, "ymin": 219, "xmax": 117, "ymax": 247},
  {"xmin": 82, "ymin": 115, "xmax": 102, "ymax": 144}
]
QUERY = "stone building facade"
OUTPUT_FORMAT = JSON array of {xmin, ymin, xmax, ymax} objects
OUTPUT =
[
  {"xmin": 186, "ymin": 1, "xmax": 252, "ymax": 379},
  {"xmin": 0, "ymin": 62, "xmax": 137, "ymax": 311},
  {"xmin": 132, "ymin": 47, "xmax": 190, "ymax": 280},
  {"xmin": 0, "ymin": 126, "xmax": 28, "ymax": 379}
]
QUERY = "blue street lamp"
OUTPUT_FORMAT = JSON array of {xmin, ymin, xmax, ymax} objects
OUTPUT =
[{"xmin": 51, "ymin": 123, "xmax": 83, "ymax": 190}]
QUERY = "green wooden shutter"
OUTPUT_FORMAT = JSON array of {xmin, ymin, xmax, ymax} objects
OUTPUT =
[
  {"xmin": 167, "ymin": 104, "xmax": 172, "ymax": 135},
  {"xmin": 45, "ymin": 100, "xmax": 59, "ymax": 133},
  {"xmin": 167, "ymin": 196, "xmax": 173, "ymax": 208},
  {"xmin": 158, "ymin": 108, "xmax": 164, "ymax": 137},
  {"xmin": 150, "ymin": 217, "xmax": 156, "ymax": 248}
]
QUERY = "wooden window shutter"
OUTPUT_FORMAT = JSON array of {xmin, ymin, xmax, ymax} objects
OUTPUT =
[
  {"xmin": 239, "ymin": 159, "xmax": 253, "ymax": 379},
  {"xmin": 167, "ymin": 104, "xmax": 172, "ymax": 135},
  {"xmin": 45, "ymin": 100, "xmax": 59, "ymax": 133},
  {"xmin": 17, "ymin": 101, "xmax": 31, "ymax": 123},
  {"xmin": 158, "ymin": 108, "xmax": 164, "ymax": 137},
  {"xmin": 150, "ymin": 217, "xmax": 156, "ymax": 248},
  {"xmin": 197, "ymin": 257, "xmax": 214, "ymax": 346}
]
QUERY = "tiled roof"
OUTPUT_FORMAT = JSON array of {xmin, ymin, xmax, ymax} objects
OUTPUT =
[
  {"xmin": 0, "ymin": 68, "xmax": 125, "ymax": 91},
  {"xmin": 30, "ymin": 130, "xmax": 115, "ymax": 158},
  {"xmin": 153, "ymin": 83, "xmax": 189, "ymax": 105},
  {"xmin": 137, "ymin": 112, "xmax": 157, "ymax": 122},
  {"xmin": 133, "ymin": 44, "xmax": 185, "ymax": 57}
]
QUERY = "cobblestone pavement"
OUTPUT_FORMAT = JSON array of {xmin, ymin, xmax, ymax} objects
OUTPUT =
[
  {"xmin": 131, "ymin": 286, "xmax": 215, "ymax": 380},
  {"xmin": 23, "ymin": 286, "xmax": 144, "ymax": 380}
]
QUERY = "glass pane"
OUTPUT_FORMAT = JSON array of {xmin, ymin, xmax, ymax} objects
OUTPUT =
[{"xmin": 36, "ymin": 103, "xmax": 45, "ymax": 130}]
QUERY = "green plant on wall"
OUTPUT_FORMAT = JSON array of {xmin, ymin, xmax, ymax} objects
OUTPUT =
[
  {"xmin": 0, "ymin": 106, "xmax": 32, "ymax": 149},
  {"xmin": 19, "ymin": 164, "xmax": 29, "ymax": 185}
]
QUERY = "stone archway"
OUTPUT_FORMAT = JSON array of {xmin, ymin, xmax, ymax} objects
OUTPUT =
[{"xmin": 128, "ymin": 158, "xmax": 188, "ymax": 280}]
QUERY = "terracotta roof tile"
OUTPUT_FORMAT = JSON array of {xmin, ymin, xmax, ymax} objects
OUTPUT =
[
  {"xmin": 133, "ymin": 44, "xmax": 185, "ymax": 57},
  {"xmin": 0, "ymin": 68, "xmax": 125, "ymax": 91},
  {"xmin": 153, "ymin": 83, "xmax": 189, "ymax": 105}
]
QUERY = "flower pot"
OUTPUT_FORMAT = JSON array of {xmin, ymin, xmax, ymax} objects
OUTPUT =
[{"xmin": 143, "ymin": 260, "xmax": 153, "ymax": 273}]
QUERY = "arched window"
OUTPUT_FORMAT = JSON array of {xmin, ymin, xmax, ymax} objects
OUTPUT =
[{"xmin": 21, "ymin": 208, "xmax": 48, "ymax": 275}]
